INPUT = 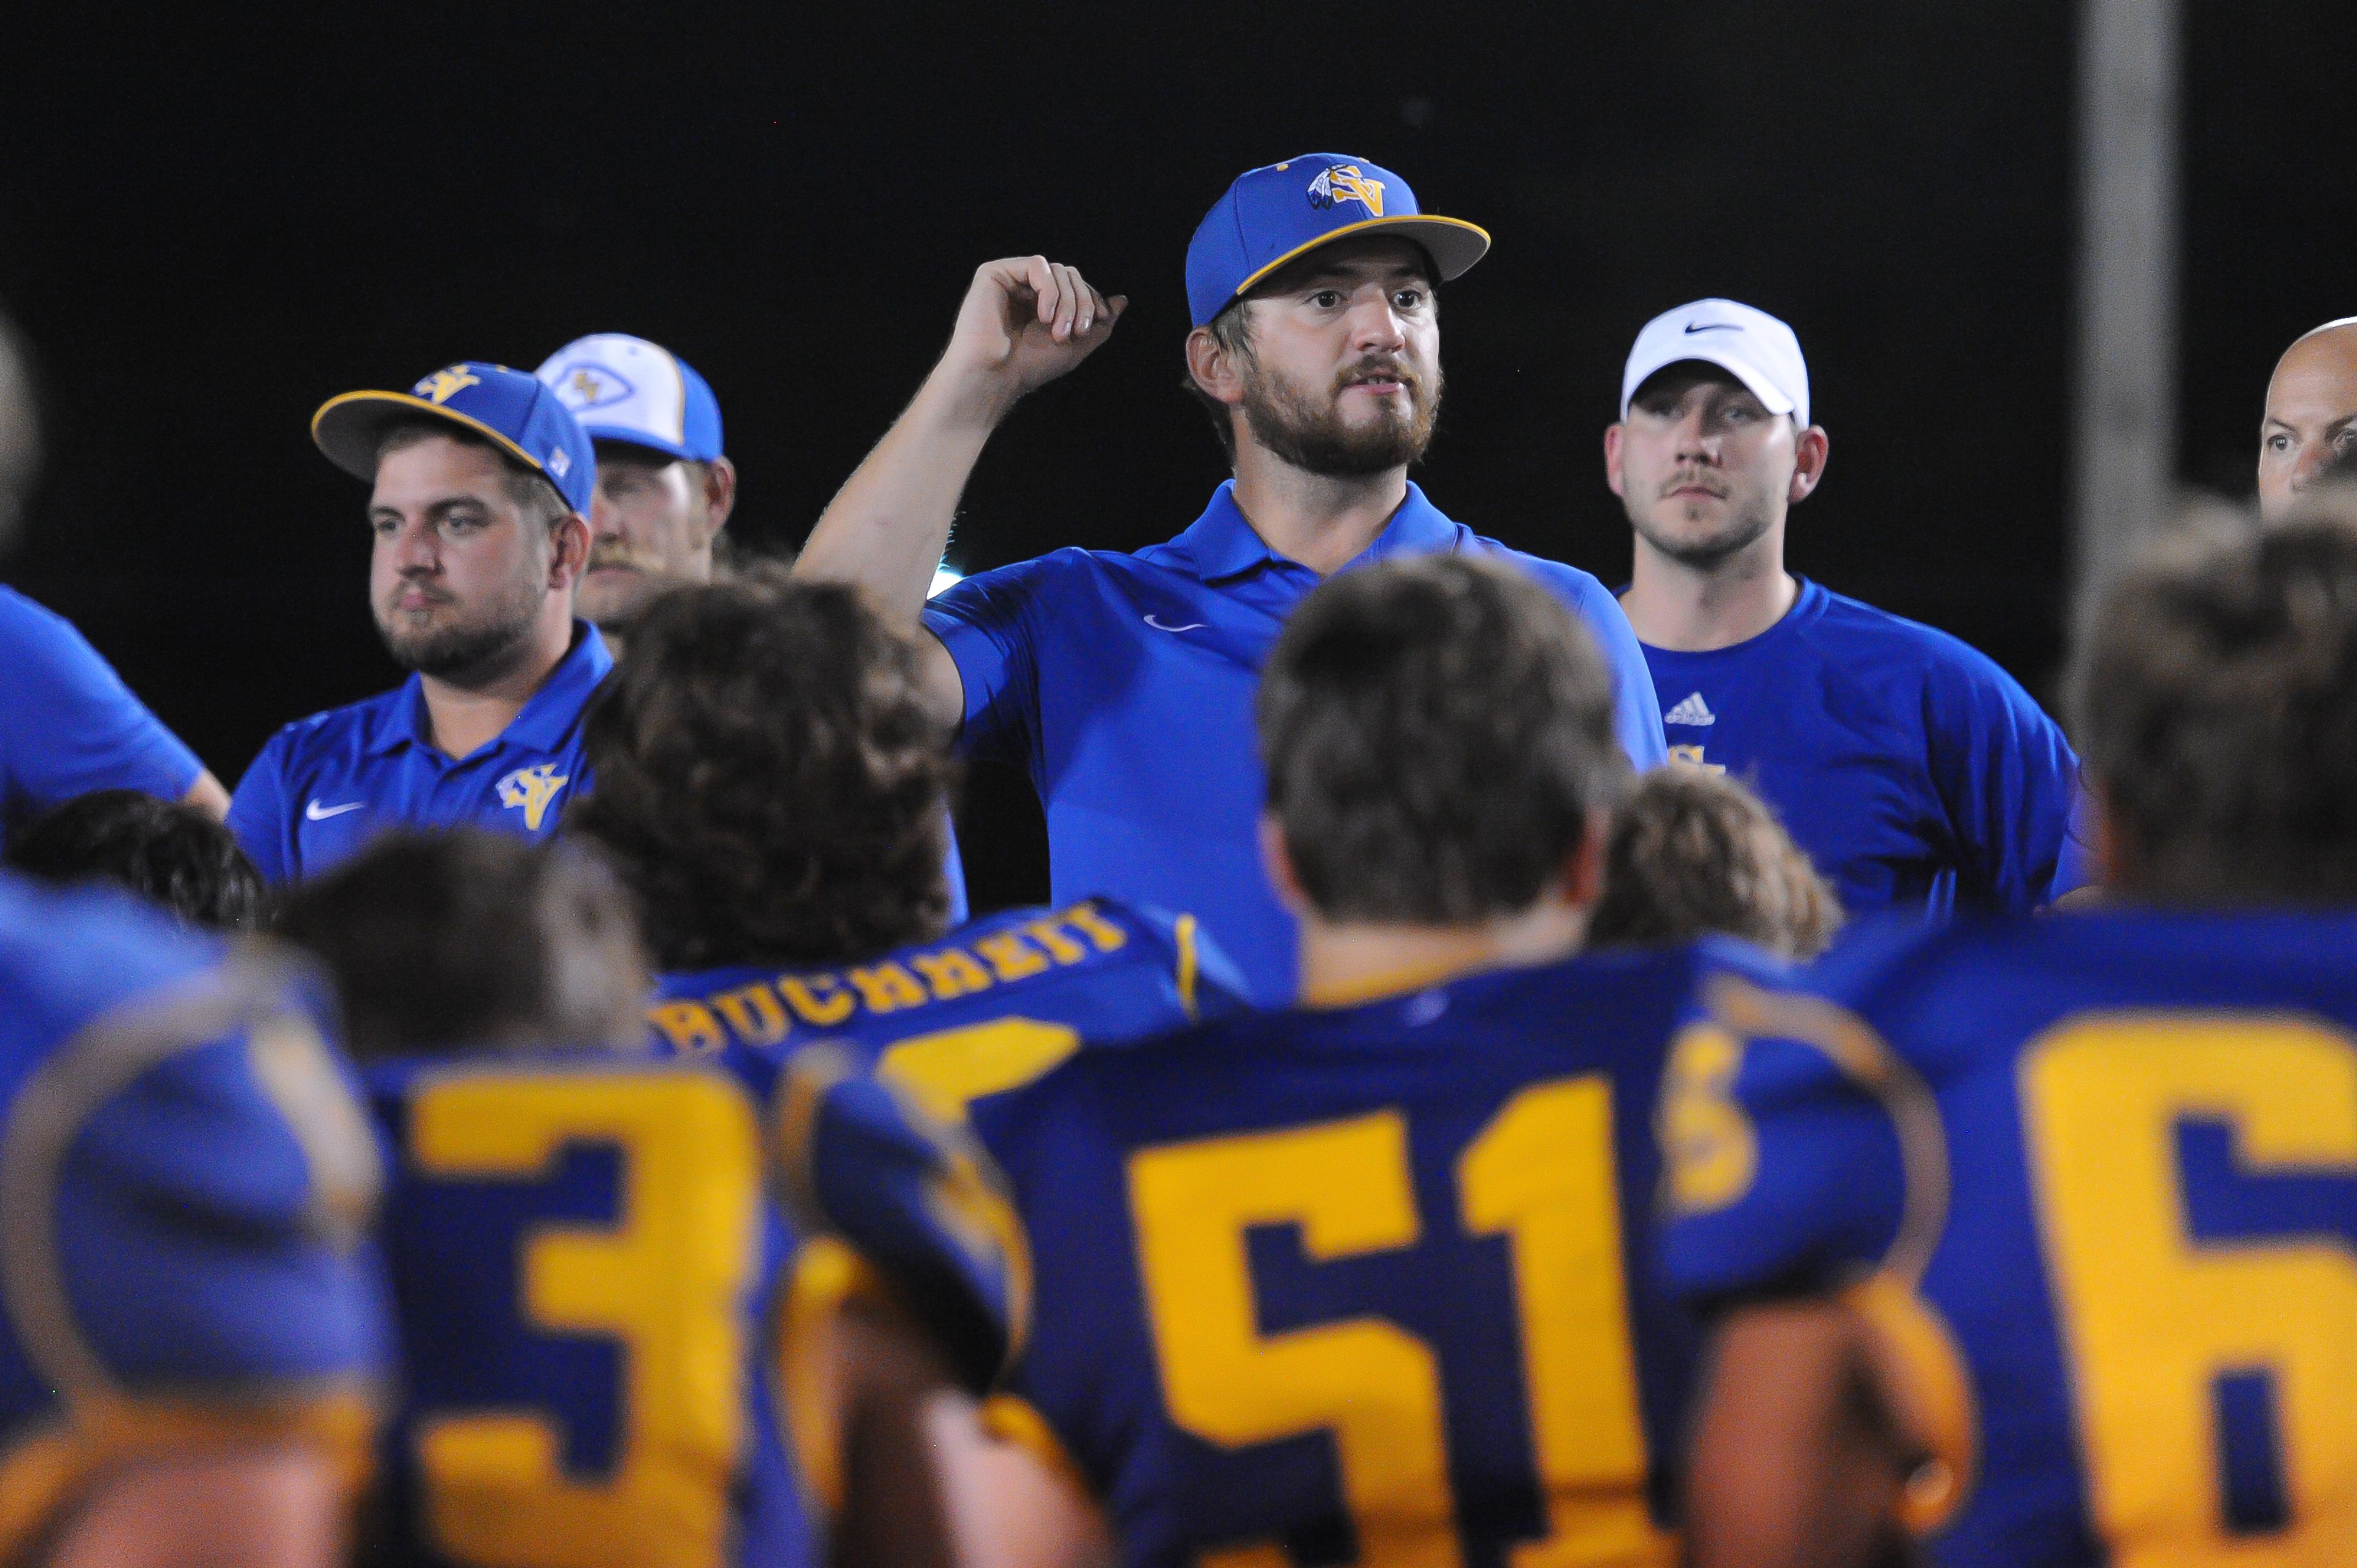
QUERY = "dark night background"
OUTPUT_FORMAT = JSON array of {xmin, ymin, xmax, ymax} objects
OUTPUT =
[{"xmin": 2, "ymin": 3, "xmax": 2348, "ymax": 911}]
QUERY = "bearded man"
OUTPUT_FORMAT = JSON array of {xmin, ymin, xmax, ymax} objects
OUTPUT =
[
  {"xmin": 228, "ymin": 362, "xmax": 605, "ymax": 883},
  {"xmin": 794, "ymin": 153, "xmax": 1664, "ymax": 1004}
]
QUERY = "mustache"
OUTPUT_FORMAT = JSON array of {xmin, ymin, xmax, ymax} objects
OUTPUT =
[
  {"xmin": 1333, "ymin": 358, "xmax": 1423, "ymax": 395},
  {"xmin": 1659, "ymin": 471, "xmax": 1729, "ymax": 500},
  {"xmin": 587, "ymin": 543, "xmax": 661, "ymax": 572}
]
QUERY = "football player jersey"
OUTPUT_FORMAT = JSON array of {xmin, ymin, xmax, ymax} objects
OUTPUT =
[
  {"xmin": 0, "ymin": 873, "xmax": 387, "ymax": 1558},
  {"xmin": 362, "ymin": 1046, "xmax": 1021, "ymax": 1568},
  {"xmin": 962, "ymin": 944, "xmax": 1746, "ymax": 1568},
  {"xmin": 1658, "ymin": 910, "xmax": 2357, "ymax": 1566},
  {"xmin": 648, "ymin": 898, "xmax": 1250, "ymax": 1120}
]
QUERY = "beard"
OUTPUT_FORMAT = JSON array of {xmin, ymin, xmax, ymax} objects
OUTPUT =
[
  {"xmin": 1627, "ymin": 481, "xmax": 1778, "ymax": 570},
  {"xmin": 1239, "ymin": 354, "xmax": 1442, "ymax": 476},
  {"xmin": 375, "ymin": 571, "xmax": 547, "ymax": 682}
]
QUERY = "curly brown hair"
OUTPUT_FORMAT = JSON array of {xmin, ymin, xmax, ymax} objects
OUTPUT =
[
  {"xmin": 567, "ymin": 564, "xmax": 955, "ymax": 968},
  {"xmin": 1589, "ymin": 767, "xmax": 1843, "ymax": 959}
]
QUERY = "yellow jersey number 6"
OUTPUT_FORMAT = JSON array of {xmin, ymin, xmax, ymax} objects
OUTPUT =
[
  {"xmin": 2023, "ymin": 1014, "xmax": 2357, "ymax": 1567},
  {"xmin": 1128, "ymin": 1076, "xmax": 1674, "ymax": 1568},
  {"xmin": 406, "ymin": 1070, "xmax": 762, "ymax": 1568}
]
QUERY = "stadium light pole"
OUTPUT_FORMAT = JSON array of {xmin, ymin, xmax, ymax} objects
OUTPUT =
[{"xmin": 2072, "ymin": 0, "xmax": 2183, "ymax": 603}]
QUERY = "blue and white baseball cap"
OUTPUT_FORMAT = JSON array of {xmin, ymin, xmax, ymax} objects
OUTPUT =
[
  {"xmin": 1185, "ymin": 153, "xmax": 1491, "ymax": 328},
  {"xmin": 1620, "ymin": 299, "xmax": 1812, "ymax": 430},
  {"xmin": 312, "ymin": 361, "xmax": 596, "ymax": 515},
  {"xmin": 535, "ymin": 334, "xmax": 724, "ymax": 464}
]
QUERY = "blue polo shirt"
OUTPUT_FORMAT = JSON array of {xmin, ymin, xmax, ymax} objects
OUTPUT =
[
  {"xmin": 0, "ymin": 587, "xmax": 205, "ymax": 849},
  {"xmin": 1639, "ymin": 575, "xmax": 2084, "ymax": 919},
  {"xmin": 228, "ymin": 622, "xmax": 613, "ymax": 884},
  {"xmin": 923, "ymin": 481, "xmax": 1667, "ymax": 1005}
]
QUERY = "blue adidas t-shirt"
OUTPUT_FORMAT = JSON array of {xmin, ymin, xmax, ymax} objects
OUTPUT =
[
  {"xmin": 228, "ymin": 621, "xmax": 613, "ymax": 884},
  {"xmin": 926, "ymin": 481, "xmax": 1667, "ymax": 1005},
  {"xmin": 0, "ymin": 587, "xmax": 204, "ymax": 848},
  {"xmin": 1638, "ymin": 577, "xmax": 2083, "ymax": 917}
]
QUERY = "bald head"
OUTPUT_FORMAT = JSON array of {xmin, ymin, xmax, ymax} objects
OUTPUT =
[
  {"xmin": 2259, "ymin": 319, "xmax": 2357, "ymax": 519},
  {"xmin": 0, "ymin": 312, "xmax": 33, "ymax": 557}
]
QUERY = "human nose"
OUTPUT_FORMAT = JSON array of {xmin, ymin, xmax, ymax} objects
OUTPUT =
[
  {"xmin": 2290, "ymin": 438, "xmax": 2337, "ymax": 492},
  {"xmin": 389, "ymin": 517, "xmax": 441, "ymax": 575},
  {"xmin": 1673, "ymin": 406, "xmax": 1720, "ymax": 463},
  {"xmin": 588, "ymin": 491, "xmax": 624, "ymax": 538},
  {"xmin": 1347, "ymin": 293, "xmax": 1409, "ymax": 355}
]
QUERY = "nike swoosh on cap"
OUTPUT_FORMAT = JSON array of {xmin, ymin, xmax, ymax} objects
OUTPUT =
[
  {"xmin": 1683, "ymin": 322, "xmax": 1740, "ymax": 334},
  {"xmin": 304, "ymin": 800, "xmax": 365, "ymax": 821}
]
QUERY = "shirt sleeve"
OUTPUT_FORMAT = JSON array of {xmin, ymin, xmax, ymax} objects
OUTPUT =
[
  {"xmin": 1576, "ymin": 576, "xmax": 1671, "ymax": 771},
  {"xmin": 0, "ymin": 592, "xmax": 204, "ymax": 825},
  {"xmin": 1921, "ymin": 645, "xmax": 2080, "ymax": 913},
  {"xmin": 775, "ymin": 1047, "xmax": 1024, "ymax": 1394},
  {"xmin": 1655, "ymin": 962, "xmax": 1910, "ymax": 1308},
  {"xmin": 921, "ymin": 555, "xmax": 1061, "ymax": 769},
  {"xmin": 226, "ymin": 728, "xmax": 295, "ymax": 885}
]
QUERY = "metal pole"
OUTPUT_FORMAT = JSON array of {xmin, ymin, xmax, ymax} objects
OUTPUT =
[{"xmin": 2072, "ymin": 0, "xmax": 2182, "ymax": 600}]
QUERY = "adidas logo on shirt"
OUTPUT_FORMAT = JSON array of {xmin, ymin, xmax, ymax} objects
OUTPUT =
[{"xmin": 1663, "ymin": 691, "xmax": 1716, "ymax": 727}]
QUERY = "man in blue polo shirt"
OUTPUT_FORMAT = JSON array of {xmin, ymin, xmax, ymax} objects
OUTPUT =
[
  {"xmin": 796, "ymin": 154, "xmax": 1665, "ymax": 1003},
  {"xmin": 1605, "ymin": 298, "xmax": 2081, "ymax": 916},
  {"xmin": 228, "ymin": 361, "xmax": 606, "ymax": 883},
  {"xmin": 0, "ymin": 311, "xmax": 230, "ymax": 845}
]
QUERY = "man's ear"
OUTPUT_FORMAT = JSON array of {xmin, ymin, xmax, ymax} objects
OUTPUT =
[
  {"xmin": 1789, "ymin": 425, "xmax": 1831, "ymax": 504},
  {"xmin": 549, "ymin": 512, "xmax": 591, "ymax": 590},
  {"xmin": 1563, "ymin": 808, "xmax": 1610, "ymax": 907},
  {"xmin": 701, "ymin": 456, "xmax": 739, "ymax": 539},
  {"xmin": 1186, "ymin": 326, "xmax": 1247, "ymax": 409},
  {"xmin": 1603, "ymin": 422, "xmax": 1629, "ymax": 499},
  {"xmin": 1259, "ymin": 813, "xmax": 1311, "ymax": 918}
]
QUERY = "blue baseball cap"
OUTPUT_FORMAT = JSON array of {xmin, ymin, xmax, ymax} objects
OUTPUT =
[
  {"xmin": 312, "ymin": 361, "xmax": 596, "ymax": 516},
  {"xmin": 1185, "ymin": 153, "xmax": 1491, "ymax": 328},
  {"xmin": 534, "ymin": 333, "xmax": 724, "ymax": 463}
]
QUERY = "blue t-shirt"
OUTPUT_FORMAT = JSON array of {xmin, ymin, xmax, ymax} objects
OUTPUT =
[
  {"xmin": 228, "ymin": 622, "xmax": 614, "ymax": 884},
  {"xmin": 0, "ymin": 586, "xmax": 204, "ymax": 848},
  {"xmin": 1658, "ymin": 909, "xmax": 2357, "ymax": 1566},
  {"xmin": 0, "ymin": 873, "xmax": 389, "ymax": 1558},
  {"xmin": 1639, "ymin": 576, "xmax": 2082, "ymax": 917},
  {"xmin": 924, "ymin": 481, "xmax": 1668, "ymax": 1005}
]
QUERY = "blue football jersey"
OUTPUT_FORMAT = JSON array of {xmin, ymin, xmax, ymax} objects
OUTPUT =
[
  {"xmin": 1658, "ymin": 910, "xmax": 2357, "ymax": 1566},
  {"xmin": 648, "ymin": 898, "xmax": 1250, "ymax": 1118},
  {"xmin": 0, "ymin": 873, "xmax": 388, "ymax": 1557},
  {"xmin": 963, "ymin": 946, "xmax": 1744, "ymax": 1568},
  {"xmin": 1642, "ymin": 577, "xmax": 2084, "ymax": 918}
]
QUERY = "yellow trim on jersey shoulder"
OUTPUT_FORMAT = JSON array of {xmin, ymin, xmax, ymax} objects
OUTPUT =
[
  {"xmin": 978, "ymin": 1393, "xmax": 1094, "ymax": 1503},
  {"xmin": 1837, "ymin": 1272, "xmax": 1978, "ymax": 1535},
  {"xmin": 310, "ymin": 392, "xmax": 555, "ymax": 486},
  {"xmin": 0, "ymin": 1387, "xmax": 379, "ymax": 1566},
  {"xmin": 773, "ymin": 1236, "xmax": 888, "ymax": 1524},
  {"xmin": 1226, "ymin": 214, "xmax": 1493, "ymax": 305},
  {"xmin": 1174, "ymin": 914, "xmax": 1202, "ymax": 1021}
]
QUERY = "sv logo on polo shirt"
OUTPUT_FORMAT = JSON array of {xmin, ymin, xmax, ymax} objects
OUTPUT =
[{"xmin": 496, "ymin": 763, "xmax": 571, "ymax": 831}]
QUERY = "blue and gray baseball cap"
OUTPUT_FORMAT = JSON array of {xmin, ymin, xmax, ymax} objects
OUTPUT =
[
  {"xmin": 1185, "ymin": 153, "xmax": 1491, "ymax": 328},
  {"xmin": 535, "ymin": 333, "xmax": 724, "ymax": 463},
  {"xmin": 312, "ymin": 361, "xmax": 596, "ymax": 515}
]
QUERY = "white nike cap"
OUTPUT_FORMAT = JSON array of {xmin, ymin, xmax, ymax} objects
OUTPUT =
[{"xmin": 1620, "ymin": 298, "xmax": 1811, "ymax": 430}]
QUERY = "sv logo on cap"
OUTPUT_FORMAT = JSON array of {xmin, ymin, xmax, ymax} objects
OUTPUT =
[
  {"xmin": 1307, "ymin": 163, "xmax": 1385, "ymax": 217},
  {"xmin": 416, "ymin": 367, "xmax": 481, "ymax": 405},
  {"xmin": 559, "ymin": 365, "xmax": 636, "ymax": 410}
]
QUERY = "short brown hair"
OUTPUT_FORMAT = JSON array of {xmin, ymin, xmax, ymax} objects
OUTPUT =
[
  {"xmin": 2072, "ymin": 506, "xmax": 2357, "ymax": 901},
  {"xmin": 274, "ymin": 829, "xmax": 648, "ymax": 1060},
  {"xmin": 1589, "ymin": 767, "xmax": 1843, "ymax": 959},
  {"xmin": 376, "ymin": 417, "xmax": 569, "ymax": 528},
  {"xmin": 568, "ymin": 564, "xmax": 955, "ymax": 968},
  {"xmin": 1183, "ymin": 301, "xmax": 1255, "ymax": 463},
  {"xmin": 1258, "ymin": 554, "xmax": 1628, "ymax": 924}
]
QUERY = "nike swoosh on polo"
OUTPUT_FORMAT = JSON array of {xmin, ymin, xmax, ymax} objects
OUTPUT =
[
  {"xmin": 1144, "ymin": 615, "xmax": 1208, "ymax": 633},
  {"xmin": 1683, "ymin": 322, "xmax": 1739, "ymax": 334},
  {"xmin": 304, "ymin": 799, "xmax": 365, "ymax": 821}
]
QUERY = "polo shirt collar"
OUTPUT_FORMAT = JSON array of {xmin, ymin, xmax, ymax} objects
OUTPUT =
[
  {"xmin": 1175, "ymin": 479, "xmax": 1463, "ymax": 584},
  {"xmin": 363, "ymin": 620, "xmax": 612, "ymax": 758}
]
